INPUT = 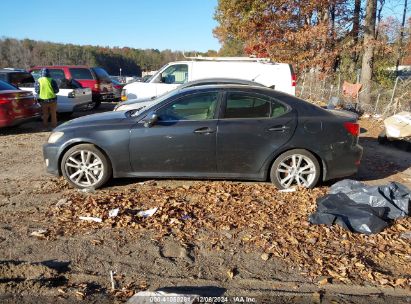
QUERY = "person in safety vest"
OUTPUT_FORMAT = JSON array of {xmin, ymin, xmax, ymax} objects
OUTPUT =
[{"xmin": 35, "ymin": 68, "xmax": 59, "ymax": 129}]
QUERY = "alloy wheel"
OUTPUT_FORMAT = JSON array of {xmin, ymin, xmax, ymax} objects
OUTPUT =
[
  {"xmin": 64, "ymin": 150, "xmax": 104, "ymax": 187},
  {"xmin": 275, "ymin": 154, "xmax": 317, "ymax": 188}
]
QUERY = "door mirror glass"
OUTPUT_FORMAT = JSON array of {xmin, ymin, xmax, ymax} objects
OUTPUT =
[{"xmin": 144, "ymin": 112, "xmax": 158, "ymax": 127}]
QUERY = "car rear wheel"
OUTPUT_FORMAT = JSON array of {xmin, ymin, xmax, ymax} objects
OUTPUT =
[
  {"xmin": 61, "ymin": 144, "xmax": 112, "ymax": 189},
  {"xmin": 270, "ymin": 149, "xmax": 320, "ymax": 189}
]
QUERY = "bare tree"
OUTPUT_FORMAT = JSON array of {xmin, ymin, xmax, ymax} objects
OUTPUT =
[{"xmin": 360, "ymin": 0, "xmax": 377, "ymax": 105}]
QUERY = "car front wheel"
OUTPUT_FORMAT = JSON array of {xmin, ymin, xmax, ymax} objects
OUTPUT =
[
  {"xmin": 61, "ymin": 144, "xmax": 112, "ymax": 189},
  {"xmin": 270, "ymin": 149, "xmax": 320, "ymax": 189}
]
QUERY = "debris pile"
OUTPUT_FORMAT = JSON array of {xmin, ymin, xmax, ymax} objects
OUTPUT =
[{"xmin": 49, "ymin": 182, "xmax": 411, "ymax": 287}]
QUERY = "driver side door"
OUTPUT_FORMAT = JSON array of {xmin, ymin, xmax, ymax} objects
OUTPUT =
[{"xmin": 129, "ymin": 91, "xmax": 221, "ymax": 176}]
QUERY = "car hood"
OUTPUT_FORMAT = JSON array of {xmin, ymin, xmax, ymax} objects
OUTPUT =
[{"xmin": 55, "ymin": 111, "xmax": 131, "ymax": 131}]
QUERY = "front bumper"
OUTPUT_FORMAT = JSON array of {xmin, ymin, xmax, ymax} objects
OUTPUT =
[{"xmin": 43, "ymin": 143, "xmax": 61, "ymax": 176}]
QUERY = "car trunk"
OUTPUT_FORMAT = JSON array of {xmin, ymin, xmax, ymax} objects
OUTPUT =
[{"xmin": 0, "ymin": 90, "xmax": 39, "ymax": 123}]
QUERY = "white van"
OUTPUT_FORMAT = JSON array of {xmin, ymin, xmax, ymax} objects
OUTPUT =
[{"xmin": 123, "ymin": 57, "xmax": 296, "ymax": 102}]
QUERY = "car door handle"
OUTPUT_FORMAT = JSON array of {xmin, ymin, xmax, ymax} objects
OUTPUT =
[
  {"xmin": 150, "ymin": 96, "xmax": 156, "ymax": 100},
  {"xmin": 268, "ymin": 125, "xmax": 290, "ymax": 131},
  {"xmin": 194, "ymin": 127, "xmax": 215, "ymax": 134}
]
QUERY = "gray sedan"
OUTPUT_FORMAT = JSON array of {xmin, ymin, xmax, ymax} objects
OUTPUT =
[{"xmin": 43, "ymin": 84, "xmax": 363, "ymax": 189}]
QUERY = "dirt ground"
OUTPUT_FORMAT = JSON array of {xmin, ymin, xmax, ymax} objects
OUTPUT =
[{"xmin": 0, "ymin": 105, "xmax": 410, "ymax": 303}]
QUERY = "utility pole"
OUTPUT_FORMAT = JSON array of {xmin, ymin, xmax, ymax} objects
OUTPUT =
[{"xmin": 395, "ymin": 0, "xmax": 408, "ymax": 76}]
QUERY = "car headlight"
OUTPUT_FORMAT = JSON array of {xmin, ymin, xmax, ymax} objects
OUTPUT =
[{"xmin": 48, "ymin": 132, "xmax": 64, "ymax": 143}]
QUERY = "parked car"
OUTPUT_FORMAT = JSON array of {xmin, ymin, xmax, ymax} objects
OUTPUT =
[
  {"xmin": 115, "ymin": 78, "xmax": 266, "ymax": 112},
  {"xmin": 122, "ymin": 57, "xmax": 296, "ymax": 102},
  {"xmin": 30, "ymin": 66, "xmax": 113, "ymax": 107},
  {"xmin": 0, "ymin": 68, "xmax": 35, "ymax": 87},
  {"xmin": 18, "ymin": 70, "xmax": 93, "ymax": 115},
  {"xmin": 111, "ymin": 78, "xmax": 125, "ymax": 102},
  {"xmin": 0, "ymin": 79, "xmax": 41, "ymax": 127},
  {"xmin": 43, "ymin": 84, "xmax": 362, "ymax": 190}
]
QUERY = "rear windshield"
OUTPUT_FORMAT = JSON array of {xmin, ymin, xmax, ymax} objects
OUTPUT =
[
  {"xmin": 0, "ymin": 80, "xmax": 18, "ymax": 91},
  {"xmin": 31, "ymin": 69, "xmax": 66, "ymax": 81},
  {"xmin": 10, "ymin": 72, "xmax": 35, "ymax": 87},
  {"xmin": 69, "ymin": 68, "xmax": 94, "ymax": 80},
  {"xmin": 91, "ymin": 67, "xmax": 111, "ymax": 81}
]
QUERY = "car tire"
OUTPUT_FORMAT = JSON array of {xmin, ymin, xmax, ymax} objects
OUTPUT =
[
  {"xmin": 58, "ymin": 112, "xmax": 73, "ymax": 120},
  {"xmin": 61, "ymin": 144, "xmax": 112, "ymax": 189},
  {"xmin": 270, "ymin": 149, "xmax": 320, "ymax": 189},
  {"xmin": 92, "ymin": 101, "xmax": 101, "ymax": 109}
]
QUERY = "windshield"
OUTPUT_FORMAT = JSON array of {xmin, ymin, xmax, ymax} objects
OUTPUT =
[{"xmin": 129, "ymin": 88, "xmax": 180, "ymax": 117}]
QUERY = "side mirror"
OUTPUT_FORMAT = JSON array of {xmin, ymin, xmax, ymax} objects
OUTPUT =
[{"xmin": 144, "ymin": 113, "xmax": 158, "ymax": 128}]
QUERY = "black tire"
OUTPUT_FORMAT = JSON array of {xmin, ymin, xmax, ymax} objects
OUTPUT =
[
  {"xmin": 58, "ymin": 112, "xmax": 73, "ymax": 120},
  {"xmin": 270, "ymin": 149, "xmax": 321, "ymax": 189},
  {"xmin": 92, "ymin": 100, "xmax": 101, "ymax": 109},
  {"xmin": 61, "ymin": 144, "xmax": 112, "ymax": 189}
]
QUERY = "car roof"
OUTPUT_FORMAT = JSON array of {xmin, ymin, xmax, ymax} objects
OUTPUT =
[
  {"xmin": 179, "ymin": 83, "xmax": 273, "ymax": 94},
  {"xmin": 30, "ymin": 65, "xmax": 90, "ymax": 69},
  {"xmin": 0, "ymin": 68, "xmax": 29, "ymax": 73},
  {"xmin": 179, "ymin": 78, "xmax": 266, "ymax": 89}
]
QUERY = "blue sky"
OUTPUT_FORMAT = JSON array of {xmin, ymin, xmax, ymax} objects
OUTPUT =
[
  {"xmin": 0, "ymin": 0, "xmax": 408, "ymax": 52},
  {"xmin": 0, "ymin": 0, "xmax": 220, "ymax": 52}
]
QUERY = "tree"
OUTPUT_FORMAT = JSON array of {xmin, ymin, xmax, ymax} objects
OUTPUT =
[
  {"xmin": 360, "ymin": 0, "xmax": 377, "ymax": 105},
  {"xmin": 213, "ymin": 0, "xmax": 353, "ymax": 73}
]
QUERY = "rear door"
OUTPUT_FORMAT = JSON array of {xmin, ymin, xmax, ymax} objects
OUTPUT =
[{"xmin": 216, "ymin": 90, "xmax": 297, "ymax": 175}]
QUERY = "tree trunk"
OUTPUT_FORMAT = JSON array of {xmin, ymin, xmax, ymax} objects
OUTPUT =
[
  {"xmin": 349, "ymin": 0, "xmax": 361, "ymax": 76},
  {"xmin": 352, "ymin": 0, "xmax": 361, "ymax": 42},
  {"xmin": 360, "ymin": 0, "xmax": 377, "ymax": 105}
]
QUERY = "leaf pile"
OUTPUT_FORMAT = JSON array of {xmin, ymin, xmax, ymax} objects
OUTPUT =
[{"xmin": 49, "ymin": 182, "xmax": 411, "ymax": 288}]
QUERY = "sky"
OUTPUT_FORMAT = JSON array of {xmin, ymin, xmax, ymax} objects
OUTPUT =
[
  {"xmin": 0, "ymin": 0, "xmax": 409, "ymax": 52},
  {"xmin": 0, "ymin": 0, "xmax": 220, "ymax": 52}
]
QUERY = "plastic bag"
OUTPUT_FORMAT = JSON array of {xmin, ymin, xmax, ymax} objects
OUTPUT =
[{"xmin": 309, "ymin": 180, "xmax": 410, "ymax": 234}]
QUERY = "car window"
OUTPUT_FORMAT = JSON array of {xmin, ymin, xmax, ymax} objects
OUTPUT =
[
  {"xmin": 69, "ymin": 68, "xmax": 94, "ymax": 80},
  {"xmin": 49, "ymin": 69, "xmax": 66, "ymax": 80},
  {"xmin": 158, "ymin": 64, "xmax": 188, "ymax": 84},
  {"xmin": 157, "ymin": 92, "xmax": 219, "ymax": 121},
  {"xmin": 270, "ymin": 99, "xmax": 288, "ymax": 118},
  {"xmin": 91, "ymin": 67, "xmax": 111, "ymax": 81},
  {"xmin": 31, "ymin": 70, "xmax": 41, "ymax": 80},
  {"xmin": 224, "ymin": 93, "xmax": 272, "ymax": 119},
  {"xmin": 10, "ymin": 72, "xmax": 35, "ymax": 87},
  {"xmin": 0, "ymin": 79, "xmax": 18, "ymax": 91},
  {"xmin": 0, "ymin": 74, "xmax": 6, "ymax": 81}
]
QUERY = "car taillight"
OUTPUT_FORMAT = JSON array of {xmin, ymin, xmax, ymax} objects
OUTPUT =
[
  {"xmin": 0, "ymin": 94, "xmax": 13, "ymax": 105},
  {"xmin": 344, "ymin": 122, "xmax": 359, "ymax": 136},
  {"xmin": 94, "ymin": 83, "xmax": 100, "ymax": 90},
  {"xmin": 291, "ymin": 74, "xmax": 296, "ymax": 87}
]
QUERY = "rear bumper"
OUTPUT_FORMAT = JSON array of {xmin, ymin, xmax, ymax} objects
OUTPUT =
[
  {"xmin": 0, "ymin": 113, "xmax": 41, "ymax": 128},
  {"xmin": 93, "ymin": 92, "xmax": 114, "ymax": 102},
  {"xmin": 43, "ymin": 144, "xmax": 60, "ymax": 176},
  {"xmin": 323, "ymin": 144, "xmax": 363, "ymax": 181}
]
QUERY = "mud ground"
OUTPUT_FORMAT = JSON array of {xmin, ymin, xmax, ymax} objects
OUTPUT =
[{"xmin": 0, "ymin": 104, "xmax": 410, "ymax": 303}]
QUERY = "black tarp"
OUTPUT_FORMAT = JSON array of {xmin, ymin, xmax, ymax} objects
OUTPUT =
[{"xmin": 309, "ymin": 180, "xmax": 410, "ymax": 234}]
